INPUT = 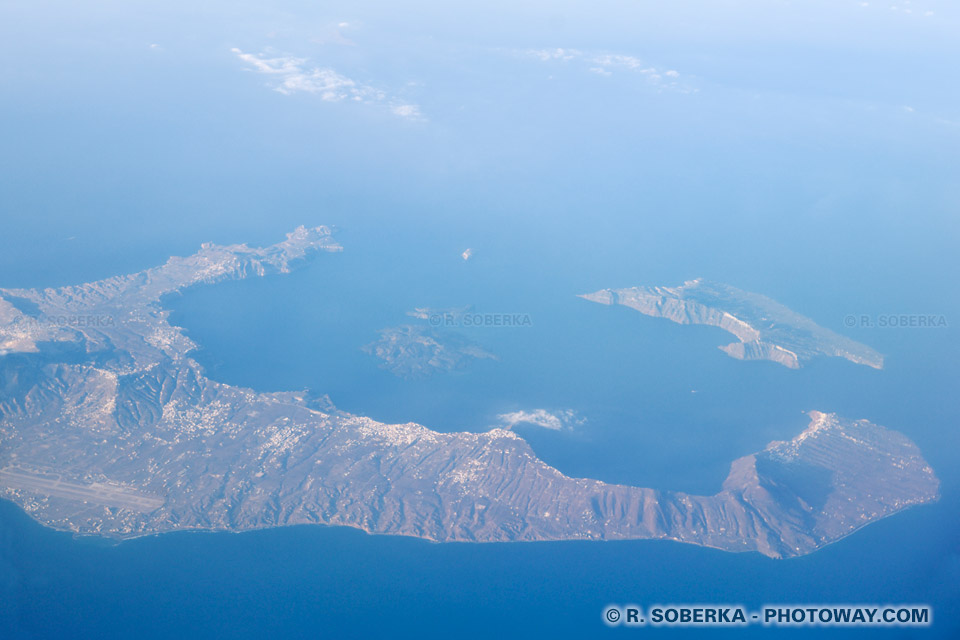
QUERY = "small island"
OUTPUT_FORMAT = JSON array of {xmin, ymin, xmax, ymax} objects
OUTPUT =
[{"xmin": 363, "ymin": 325, "xmax": 497, "ymax": 379}]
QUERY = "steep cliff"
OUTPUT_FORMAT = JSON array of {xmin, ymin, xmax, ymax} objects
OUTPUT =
[{"xmin": 580, "ymin": 280, "xmax": 883, "ymax": 369}]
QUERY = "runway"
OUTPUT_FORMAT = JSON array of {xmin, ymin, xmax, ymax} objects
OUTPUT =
[{"xmin": 0, "ymin": 467, "xmax": 164, "ymax": 512}]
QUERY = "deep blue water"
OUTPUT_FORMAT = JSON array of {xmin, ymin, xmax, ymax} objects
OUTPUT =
[{"xmin": 1, "ymin": 492, "xmax": 957, "ymax": 639}]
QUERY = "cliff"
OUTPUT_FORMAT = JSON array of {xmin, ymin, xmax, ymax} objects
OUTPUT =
[{"xmin": 580, "ymin": 279, "xmax": 884, "ymax": 369}]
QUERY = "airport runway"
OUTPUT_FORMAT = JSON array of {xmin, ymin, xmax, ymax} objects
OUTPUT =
[{"xmin": 0, "ymin": 467, "xmax": 164, "ymax": 512}]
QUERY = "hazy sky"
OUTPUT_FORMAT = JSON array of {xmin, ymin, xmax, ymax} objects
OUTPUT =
[{"xmin": 1, "ymin": 0, "xmax": 957, "ymax": 299}]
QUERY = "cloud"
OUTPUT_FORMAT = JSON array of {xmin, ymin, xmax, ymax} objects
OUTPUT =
[
  {"xmin": 857, "ymin": 0, "xmax": 935, "ymax": 16},
  {"xmin": 497, "ymin": 409, "xmax": 585, "ymax": 431},
  {"xmin": 525, "ymin": 47, "xmax": 583, "ymax": 62},
  {"xmin": 391, "ymin": 103, "xmax": 422, "ymax": 119},
  {"xmin": 231, "ymin": 48, "xmax": 424, "ymax": 119},
  {"xmin": 517, "ymin": 47, "xmax": 692, "ymax": 93},
  {"xmin": 590, "ymin": 53, "xmax": 650, "ymax": 71}
]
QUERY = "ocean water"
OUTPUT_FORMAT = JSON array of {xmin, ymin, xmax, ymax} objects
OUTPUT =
[{"xmin": 0, "ymin": 488, "xmax": 957, "ymax": 639}]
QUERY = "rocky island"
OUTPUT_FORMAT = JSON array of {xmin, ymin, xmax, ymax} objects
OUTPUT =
[
  {"xmin": 363, "ymin": 325, "xmax": 497, "ymax": 379},
  {"xmin": 580, "ymin": 280, "xmax": 884, "ymax": 369},
  {"xmin": 0, "ymin": 229, "xmax": 937, "ymax": 558}
]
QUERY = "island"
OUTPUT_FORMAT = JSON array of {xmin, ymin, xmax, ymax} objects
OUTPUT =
[
  {"xmin": 0, "ymin": 228, "xmax": 937, "ymax": 558},
  {"xmin": 363, "ymin": 325, "xmax": 497, "ymax": 379},
  {"xmin": 580, "ymin": 280, "xmax": 884, "ymax": 369}
]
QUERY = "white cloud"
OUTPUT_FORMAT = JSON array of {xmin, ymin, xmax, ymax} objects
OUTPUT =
[
  {"xmin": 516, "ymin": 47, "xmax": 690, "ymax": 92},
  {"xmin": 524, "ymin": 48, "xmax": 582, "ymax": 62},
  {"xmin": 590, "ymin": 53, "xmax": 647, "ymax": 70},
  {"xmin": 232, "ymin": 48, "xmax": 424, "ymax": 119},
  {"xmin": 857, "ymin": 0, "xmax": 936, "ymax": 16},
  {"xmin": 391, "ymin": 103, "xmax": 422, "ymax": 119},
  {"xmin": 497, "ymin": 409, "xmax": 585, "ymax": 431}
]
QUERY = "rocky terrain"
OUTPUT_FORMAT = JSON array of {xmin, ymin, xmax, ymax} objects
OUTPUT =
[
  {"xmin": 363, "ymin": 325, "xmax": 497, "ymax": 379},
  {"xmin": 0, "ymin": 230, "xmax": 937, "ymax": 558},
  {"xmin": 580, "ymin": 280, "xmax": 884, "ymax": 369}
]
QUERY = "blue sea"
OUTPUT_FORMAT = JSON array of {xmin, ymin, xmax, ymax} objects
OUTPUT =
[{"xmin": 1, "ymin": 0, "xmax": 958, "ymax": 636}]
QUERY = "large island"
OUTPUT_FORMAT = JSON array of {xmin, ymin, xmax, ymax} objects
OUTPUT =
[
  {"xmin": 0, "ymin": 228, "xmax": 938, "ymax": 558},
  {"xmin": 580, "ymin": 280, "xmax": 884, "ymax": 369}
]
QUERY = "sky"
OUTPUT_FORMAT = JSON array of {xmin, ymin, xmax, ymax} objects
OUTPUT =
[{"xmin": 1, "ymin": 1, "xmax": 957, "ymax": 284}]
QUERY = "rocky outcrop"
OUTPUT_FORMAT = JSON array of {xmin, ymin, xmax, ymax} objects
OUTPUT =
[{"xmin": 363, "ymin": 325, "xmax": 497, "ymax": 379}]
